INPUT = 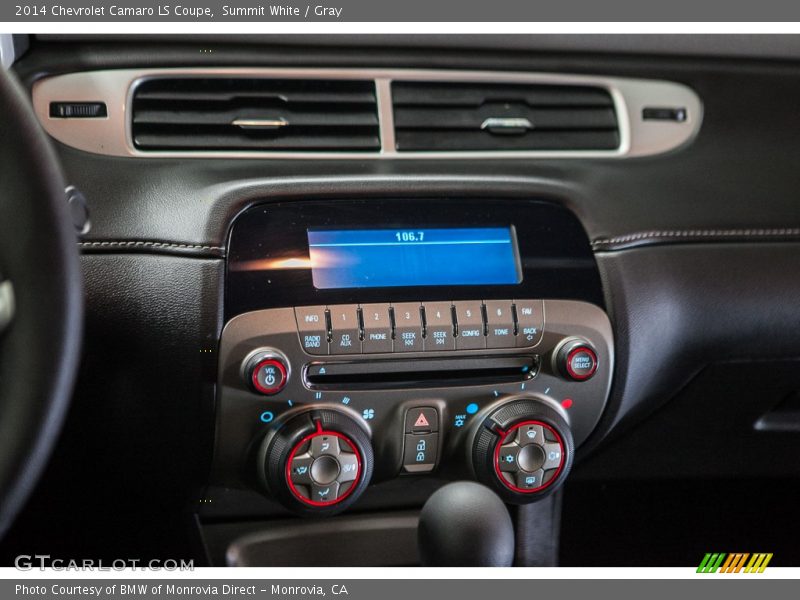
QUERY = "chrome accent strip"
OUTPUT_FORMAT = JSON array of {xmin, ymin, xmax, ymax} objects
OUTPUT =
[
  {"xmin": 231, "ymin": 118, "xmax": 289, "ymax": 129},
  {"xmin": 0, "ymin": 280, "xmax": 14, "ymax": 334},
  {"xmin": 480, "ymin": 117, "xmax": 534, "ymax": 131},
  {"xmin": 31, "ymin": 67, "xmax": 703, "ymax": 159}
]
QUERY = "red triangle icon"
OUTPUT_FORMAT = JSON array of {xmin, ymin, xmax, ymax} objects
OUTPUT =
[{"xmin": 414, "ymin": 413, "xmax": 430, "ymax": 428}]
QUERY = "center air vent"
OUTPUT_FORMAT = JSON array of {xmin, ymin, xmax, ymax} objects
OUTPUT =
[
  {"xmin": 392, "ymin": 82, "xmax": 620, "ymax": 152},
  {"xmin": 131, "ymin": 78, "xmax": 380, "ymax": 151}
]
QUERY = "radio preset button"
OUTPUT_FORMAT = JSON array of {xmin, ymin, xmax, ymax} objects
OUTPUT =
[
  {"xmin": 514, "ymin": 299, "xmax": 544, "ymax": 347},
  {"xmin": 422, "ymin": 301, "xmax": 455, "ymax": 351},
  {"xmin": 454, "ymin": 301, "xmax": 486, "ymax": 350},
  {"xmin": 484, "ymin": 300, "xmax": 516, "ymax": 348},
  {"xmin": 329, "ymin": 304, "xmax": 361, "ymax": 355},
  {"xmin": 295, "ymin": 306, "xmax": 329, "ymax": 355},
  {"xmin": 360, "ymin": 303, "xmax": 393, "ymax": 353},
  {"xmin": 392, "ymin": 302, "xmax": 423, "ymax": 352}
]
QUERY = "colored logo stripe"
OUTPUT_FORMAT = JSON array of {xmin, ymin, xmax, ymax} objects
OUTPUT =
[{"xmin": 697, "ymin": 553, "xmax": 773, "ymax": 573}]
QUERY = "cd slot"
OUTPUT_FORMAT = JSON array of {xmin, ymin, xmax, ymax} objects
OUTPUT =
[{"xmin": 304, "ymin": 355, "xmax": 538, "ymax": 390}]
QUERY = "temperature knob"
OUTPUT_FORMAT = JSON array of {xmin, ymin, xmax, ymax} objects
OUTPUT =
[{"xmin": 471, "ymin": 395, "xmax": 573, "ymax": 504}]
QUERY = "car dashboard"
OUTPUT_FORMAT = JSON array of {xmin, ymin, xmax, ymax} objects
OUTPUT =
[{"xmin": 2, "ymin": 33, "xmax": 800, "ymax": 568}]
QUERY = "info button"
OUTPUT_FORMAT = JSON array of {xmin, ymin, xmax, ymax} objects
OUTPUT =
[{"xmin": 295, "ymin": 306, "xmax": 329, "ymax": 355}]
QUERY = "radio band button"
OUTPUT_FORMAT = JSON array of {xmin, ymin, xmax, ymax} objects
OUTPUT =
[{"xmin": 295, "ymin": 306, "xmax": 330, "ymax": 355}]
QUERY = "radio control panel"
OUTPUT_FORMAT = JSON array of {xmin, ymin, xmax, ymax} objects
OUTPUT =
[
  {"xmin": 295, "ymin": 299, "xmax": 543, "ymax": 355},
  {"xmin": 211, "ymin": 298, "xmax": 613, "ymax": 515},
  {"xmin": 214, "ymin": 197, "xmax": 613, "ymax": 516}
]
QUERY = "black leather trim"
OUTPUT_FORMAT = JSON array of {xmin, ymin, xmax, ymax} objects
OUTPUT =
[
  {"xmin": 78, "ymin": 240, "xmax": 225, "ymax": 258},
  {"xmin": 580, "ymin": 242, "xmax": 800, "ymax": 457},
  {"xmin": 592, "ymin": 228, "xmax": 800, "ymax": 251}
]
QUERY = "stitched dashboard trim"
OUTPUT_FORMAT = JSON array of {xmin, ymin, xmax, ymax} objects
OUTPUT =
[
  {"xmin": 592, "ymin": 228, "xmax": 800, "ymax": 251},
  {"xmin": 78, "ymin": 240, "xmax": 225, "ymax": 257}
]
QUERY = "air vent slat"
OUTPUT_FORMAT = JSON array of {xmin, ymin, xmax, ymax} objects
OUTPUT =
[
  {"xmin": 394, "ymin": 107, "xmax": 617, "ymax": 131},
  {"xmin": 392, "ymin": 82, "xmax": 620, "ymax": 152},
  {"xmin": 132, "ymin": 78, "xmax": 380, "ymax": 152},
  {"xmin": 133, "ymin": 109, "xmax": 378, "ymax": 127}
]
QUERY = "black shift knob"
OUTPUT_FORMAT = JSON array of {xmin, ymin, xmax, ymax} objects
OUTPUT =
[{"xmin": 418, "ymin": 481, "xmax": 515, "ymax": 567}]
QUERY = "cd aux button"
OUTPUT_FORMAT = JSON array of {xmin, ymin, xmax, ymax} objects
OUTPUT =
[{"xmin": 329, "ymin": 304, "xmax": 361, "ymax": 355}]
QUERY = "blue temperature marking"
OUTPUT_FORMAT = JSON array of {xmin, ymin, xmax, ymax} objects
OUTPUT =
[
  {"xmin": 260, "ymin": 411, "xmax": 274, "ymax": 423},
  {"xmin": 466, "ymin": 403, "xmax": 479, "ymax": 415}
]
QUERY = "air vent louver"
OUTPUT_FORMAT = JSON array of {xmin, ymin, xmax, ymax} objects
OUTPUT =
[
  {"xmin": 392, "ymin": 82, "xmax": 620, "ymax": 152},
  {"xmin": 132, "ymin": 78, "xmax": 380, "ymax": 151}
]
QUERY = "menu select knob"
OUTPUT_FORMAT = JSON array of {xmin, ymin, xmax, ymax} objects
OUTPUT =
[
  {"xmin": 258, "ymin": 409, "xmax": 374, "ymax": 516},
  {"xmin": 556, "ymin": 338, "xmax": 598, "ymax": 382}
]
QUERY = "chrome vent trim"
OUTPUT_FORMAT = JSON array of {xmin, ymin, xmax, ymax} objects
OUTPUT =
[{"xmin": 32, "ymin": 68, "xmax": 703, "ymax": 159}]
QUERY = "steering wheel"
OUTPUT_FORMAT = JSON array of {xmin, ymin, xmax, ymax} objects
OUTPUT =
[{"xmin": 0, "ymin": 68, "xmax": 83, "ymax": 538}]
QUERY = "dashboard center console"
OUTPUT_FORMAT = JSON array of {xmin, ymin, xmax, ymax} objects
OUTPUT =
[{"xmin": 212, "ymin": 198, "xmax": 613, "ymax": 516}]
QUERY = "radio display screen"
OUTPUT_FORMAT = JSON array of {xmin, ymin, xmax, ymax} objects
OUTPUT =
[{"xmin": 307, "ymin": 227, "xmax": 522, "ymax": 289}]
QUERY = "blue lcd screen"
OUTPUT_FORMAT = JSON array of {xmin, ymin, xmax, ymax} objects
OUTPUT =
[{"xmin": 307, "ymin": 227, "xmax": 522, "ymax": 289}]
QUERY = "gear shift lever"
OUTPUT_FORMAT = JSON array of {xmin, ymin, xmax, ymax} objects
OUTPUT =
[{"xmin": 418, "ymin": 481, "xmax": 515, "ymax": 566}]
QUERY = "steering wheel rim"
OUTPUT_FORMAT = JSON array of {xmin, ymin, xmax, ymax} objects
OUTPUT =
[{"xmin": 0, "ymin": 68, "xmax": 83, "ymax": 538}]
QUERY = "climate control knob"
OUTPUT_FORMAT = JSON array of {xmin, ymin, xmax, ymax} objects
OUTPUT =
[
  {"xmin": 471, "ymin": 396, "xmax": 573, "ymax": 504},
  {"xmin": 258, "ymin": 408, "xmax": 374, "ymax": 516}
]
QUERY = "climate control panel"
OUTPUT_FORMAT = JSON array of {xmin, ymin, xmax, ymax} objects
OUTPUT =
[{"xmin": 211, "ymin": 298, "xmax": 612, "ymax": 516}]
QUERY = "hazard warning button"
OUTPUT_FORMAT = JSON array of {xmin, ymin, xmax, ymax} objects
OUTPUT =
[{"xmin": 405, "ymin": 407, "xmax": 439, "ymax": 433}]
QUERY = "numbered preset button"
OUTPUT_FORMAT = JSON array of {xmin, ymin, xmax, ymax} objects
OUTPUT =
[
  {"xmin": 360, "ymin": 303, "xmax": 393, "ymax": 353},
  {"xmin": 329, "ymin": 304, "xmax": 361, "ymax": 355},
  {"xmin": 454, "ymin": 301, "xmax": 486, "ymax": 350},
  {"xmin": 484, "ymin": 300, "xmax": 515, "ymax": 348},
  {"xmin": 422, "ymin": 301, "xmax": 455, "ymax": 351},
  {"xmin": 392, "ymin": 302, "xmax": 423, "ymax": 352}
]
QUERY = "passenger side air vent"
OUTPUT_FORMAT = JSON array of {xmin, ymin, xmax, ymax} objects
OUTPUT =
[
  {"xmin": 392, "ymin": 82, "xmax": 620, "ymax": 152},
  {"xmin": 132, "ymin": 78, "xmax": 380, "ymax": 151}
]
